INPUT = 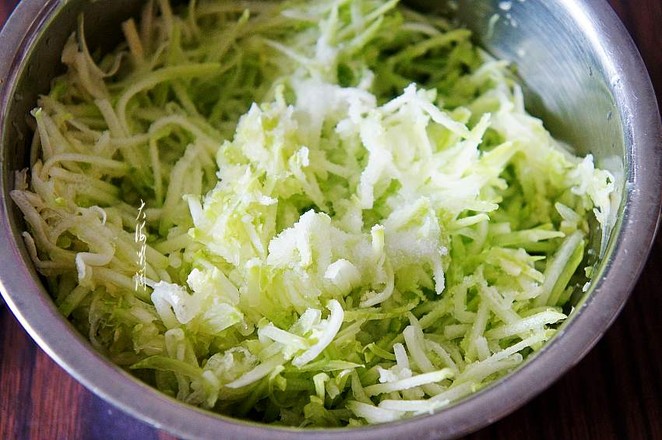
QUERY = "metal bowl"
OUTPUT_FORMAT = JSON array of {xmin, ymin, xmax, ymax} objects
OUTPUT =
[{"xmin": 1, "ymin": 0, "xmax": 660, "ymax": 438}]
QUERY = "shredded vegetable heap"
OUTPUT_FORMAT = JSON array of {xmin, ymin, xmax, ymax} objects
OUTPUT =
[{"xmin": 12, "ymin": 0, "xmax": 615, "ymax": 427}]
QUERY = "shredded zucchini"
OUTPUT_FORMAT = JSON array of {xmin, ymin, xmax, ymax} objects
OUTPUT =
[{"xmin": 11, "ymin": 0, "xmax": 615, "ymax": 427}]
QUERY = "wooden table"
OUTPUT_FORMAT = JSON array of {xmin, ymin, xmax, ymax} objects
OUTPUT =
[{"xmin": 1, "ymin": 1, "xmax": 661, "ymax": 439}]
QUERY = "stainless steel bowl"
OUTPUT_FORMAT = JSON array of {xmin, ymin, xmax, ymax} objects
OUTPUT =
[{"xmin": 1, "ymin": 0, "xmax": 660, "ymax": 439}]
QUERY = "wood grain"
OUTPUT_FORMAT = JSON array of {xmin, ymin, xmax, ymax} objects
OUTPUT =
[{"xmin": 1, "ymin": 0, "xmax": 661, "ymax": 439}]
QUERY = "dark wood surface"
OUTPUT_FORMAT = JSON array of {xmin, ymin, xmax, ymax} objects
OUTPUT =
[{"xmin": 1, "ymin": 0, "xmax": 661, "ymax": 439}]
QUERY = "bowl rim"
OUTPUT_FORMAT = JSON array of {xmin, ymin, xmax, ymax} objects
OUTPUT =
[{"xmin": 1, "ymin": 0, "xmax": 660, "ymax": 439}]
